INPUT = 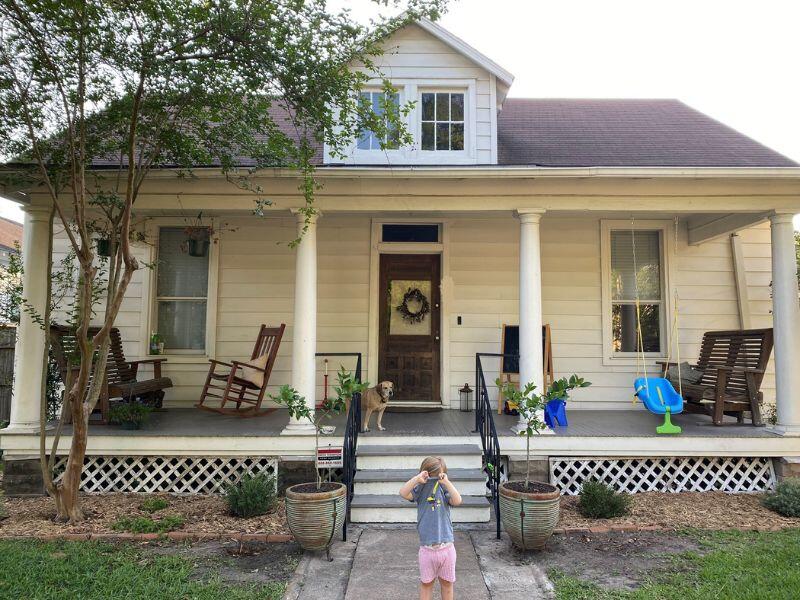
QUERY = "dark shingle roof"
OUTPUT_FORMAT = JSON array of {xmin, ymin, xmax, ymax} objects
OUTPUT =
[{"xmin": 496, "ymin": 98, "xmax": 797, "ymax": 167}]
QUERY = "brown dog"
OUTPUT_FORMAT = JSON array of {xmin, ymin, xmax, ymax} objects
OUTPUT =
[{"xmin": 361, "ymin": 381, "xmax": 394, "ymax": 432}]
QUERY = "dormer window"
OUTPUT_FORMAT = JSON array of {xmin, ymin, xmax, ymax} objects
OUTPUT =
[
  {"xmin": 357, "ymin": 91, "xmax": 400, "ymax": 150},
  {"xmin": 421, "ymin": 92, "xmax": 465, "ymax": 151}
]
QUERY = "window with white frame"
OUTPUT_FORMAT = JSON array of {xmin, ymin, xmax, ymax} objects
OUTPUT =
[
  {"xmin": 155, "ymin": 227, "xmax": 209, "ymax": 352},
  {"xmin": 607, "ymin": 229, "xmax": 665, "ymax": 355},
  {"xmin": 357, "ymin": 91, "xmax": 400, "ymax": 150},
  {"xmin": 421, "ymin": 91, "xmax": 465, "ymax": 151}
]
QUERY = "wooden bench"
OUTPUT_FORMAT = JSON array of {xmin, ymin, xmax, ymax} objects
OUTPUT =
[
  {"xmin": 659, "ymin": 328, "xmax": 773, "ymax": 426},
  {"xmin": 51, "ymin": 325, "xmax": 173, "ymax": 424}
]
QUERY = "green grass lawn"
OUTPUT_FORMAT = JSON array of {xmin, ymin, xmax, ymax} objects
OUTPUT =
[
  {"xmin": 551, "ymin": 528, "xmax": 800, "ymax": 600},
  {"xmin": 0, "ymin": 540, "xmax": 286, "ymax": 599}
]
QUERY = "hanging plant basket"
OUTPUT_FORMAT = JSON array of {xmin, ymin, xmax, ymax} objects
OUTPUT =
[
  {"xmin": 185, "ymin": 238, "xmax": 210, "ymax": 257},
  {"xmin": 96, "ymin": 238, "xmax": 111, "ymax": 257}
]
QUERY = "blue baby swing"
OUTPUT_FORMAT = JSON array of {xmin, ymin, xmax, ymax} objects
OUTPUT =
[{"xmin": 630, "ymin": 218, "xmax": 684, "ymax": 434}]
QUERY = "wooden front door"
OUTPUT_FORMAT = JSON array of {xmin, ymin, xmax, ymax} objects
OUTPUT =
[{"xmin": 378, "ymin": 254, "xmax": 441, "ymax": 403}]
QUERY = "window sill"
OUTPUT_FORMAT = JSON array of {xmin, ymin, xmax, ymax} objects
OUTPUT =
[{"xmin": 144, "ymin": 354, "xmax": 211, "ymax": 364}]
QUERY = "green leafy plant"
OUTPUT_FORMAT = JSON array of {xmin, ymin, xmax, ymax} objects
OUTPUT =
[
  {"xmin": 577, "ymin": 479, "xmax": 632, "ymax": 519},
  {"xmin": 333, "ymin": 366, "xmax": 369, "ymax": 408},
  {"xmin": 497, "ymin": 375, "xmax": 591, "ymax": 490},
  {"xmin": 107, "ymin": 403, "xmax": 152, "ymax": 428},
  {"xmin": 270, "ymin": 376, "xmax": 366, "ymax": 490},
  {"xmin": 139, "ymin": 497, "xmax": 169, "ymax": 514},
  {"xmin": 111, "ymin": 514, "xmax": 184, "ymax": 534},
  {"xmin": 763, "ymin": 478, "xmax": 800, "ymax": 517},
  {"xmin": 224, "ymin": 473, "xmax": 278, "ymax": 518}
]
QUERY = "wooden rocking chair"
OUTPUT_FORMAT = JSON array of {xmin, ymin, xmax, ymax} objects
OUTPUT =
[{"xmin": 196, "ymin": 323, "xmax": 285, "ymax": 417}]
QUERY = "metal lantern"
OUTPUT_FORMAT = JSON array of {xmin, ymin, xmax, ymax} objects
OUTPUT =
[{"xmin": 459, "ymin": 383, "xmax": 474, "ymax": 412}]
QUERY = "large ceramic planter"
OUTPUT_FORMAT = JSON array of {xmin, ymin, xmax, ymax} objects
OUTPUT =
[
  {"xmin": 285, "ymin": 482, "xmax": 346, "ymax": 553},
  {"xmin": 499, "ymin": 480, "xmax": 560, "ymax": 550}
]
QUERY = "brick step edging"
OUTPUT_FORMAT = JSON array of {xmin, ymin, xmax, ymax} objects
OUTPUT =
[
  {"xmin": 554, "ymin": 523, "xmax": 794, "ymax": 535},
  {"xmin": 0, "ymin": 532, "xmax": 294, "ymax": 542}
]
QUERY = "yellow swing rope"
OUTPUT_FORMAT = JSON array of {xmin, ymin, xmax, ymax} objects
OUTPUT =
[{"xmin": 631, "ymin": 216, "xmax": 684, "ymax": 405}]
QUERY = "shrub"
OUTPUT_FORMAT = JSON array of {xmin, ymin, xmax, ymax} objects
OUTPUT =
[
  {"xmin": 224, "ymin": 473, "xmax": 278, "ymax": 518},
  {"xmin": 763, "ymin": 478, "xmax": 800, "ymax": 517},
  {"xmin": 108, "ymin": 402, "xmax": 152, "ymax": 427},
  {"xmin": 139, "ymin": 497, "xmax": 169, "ymax": 514},
  {"xmin": 111, "ymin": 514, "xmax": 184, "ymax": 534},
  {"xmin": 577, "ymin": 479, "xmax": 632, "ymax": 519}
]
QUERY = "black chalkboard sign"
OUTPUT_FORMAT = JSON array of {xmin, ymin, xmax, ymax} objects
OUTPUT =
[
  {"xmin": 501, "ymin": 325, "xmax": 519, "ymax": 373},
  {"xmin": 501, "ymin": 325, "xmax": 553, "ymax": 381}
]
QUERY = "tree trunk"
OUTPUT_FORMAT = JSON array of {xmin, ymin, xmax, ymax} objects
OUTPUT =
[
  {"xmin": 54, "ymin": 397, "xmax": 88, "ymax": 523},
  {"xmin": 525, "ymin": 433, "xmax": 531, "ymax": 490}
]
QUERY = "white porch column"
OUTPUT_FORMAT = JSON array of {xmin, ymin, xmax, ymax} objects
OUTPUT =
[
  {"xmin": 9, "ymin": 205, "xmax": 51, "ymax": 431},
  {"xmin": 282, "ymin": 210, "xmax": 319, "ymax": 434},
  {"xmin": 770, "ymin": 212, "xmax": 800, "ymax": 434},
  {"xmin": 516, "ymin": 209, "xmax": 550, "ymax": 433}
]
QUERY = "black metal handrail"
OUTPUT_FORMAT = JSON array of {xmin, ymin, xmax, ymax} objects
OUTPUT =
[
  {"xmin": 315, "ymin": 352, "xmax": 362, "ymax": 542},
  {"xmin": 475, "ymin": 352, "xmax": 518, "ymax": 539}
]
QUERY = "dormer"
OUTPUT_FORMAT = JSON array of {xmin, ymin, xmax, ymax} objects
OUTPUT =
[{"xmin": 324, "ymin": 18, "xmax": 513, "ymax": 166}]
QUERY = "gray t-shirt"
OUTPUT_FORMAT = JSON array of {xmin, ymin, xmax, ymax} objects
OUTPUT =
[{"xmin": 410, "ymin": 479, "xmax": 454, "ymax": 546}]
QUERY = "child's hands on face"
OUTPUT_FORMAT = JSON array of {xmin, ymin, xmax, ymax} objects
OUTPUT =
[
  {"xmin": 417, "ymin": 470, "xmax": 430, "ymax": 484},
  {"xmin": 438, "ymin": 472, "xmax": 449, "ymax": 483}
]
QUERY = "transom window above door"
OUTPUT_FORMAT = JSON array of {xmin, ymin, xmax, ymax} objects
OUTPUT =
[{"xmin": 421, "ymin": 92, "xmax": 465, "ymax": 151}]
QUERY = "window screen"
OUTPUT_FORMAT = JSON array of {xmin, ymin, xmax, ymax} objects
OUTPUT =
[
  {"xmin": 381, "ymin": 224, "xmax": 440, "ymax": 243},
  {"xmin": 610, "ymin": 230, "xmax": 663, "ymax": 353},
  {"xmin": 155, "ymin": 228, "xmax": 208, "ymax": 351}
]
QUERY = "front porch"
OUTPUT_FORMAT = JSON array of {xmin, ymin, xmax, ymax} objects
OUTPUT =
[{"xmin": 5, "ymin": 406, "xmax": 787, "ymax": 451}]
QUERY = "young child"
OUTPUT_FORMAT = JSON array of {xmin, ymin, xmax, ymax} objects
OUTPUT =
[{"xmin": 399, "ymin": 456, "xmax": 463, "ymax": 600}]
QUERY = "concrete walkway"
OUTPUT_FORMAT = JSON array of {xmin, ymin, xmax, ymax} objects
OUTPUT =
[
  {"xmin": 283, "ymin": 527, "xmax": 555, "ymax": 600},
  {"xmin": 345, "ymin": 530, "xmax": 489, "ymax": 600}
]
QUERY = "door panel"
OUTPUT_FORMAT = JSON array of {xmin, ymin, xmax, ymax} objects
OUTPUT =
[{"xmin": 378, "ymin": 254, "xmax": 441, "ymax": 403}]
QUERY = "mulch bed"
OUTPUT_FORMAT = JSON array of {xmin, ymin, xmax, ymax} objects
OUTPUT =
[
  {"xmin": 558, "ymin": 491, "xmax": 800, "ymax": 531},
  {"xmin": 0, "ymin": 492, "xmax": 290, "ymax": 538}
]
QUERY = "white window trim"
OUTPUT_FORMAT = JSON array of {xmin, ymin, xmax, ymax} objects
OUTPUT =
[
  {"xmin": 141, "ymin": 218, "xmax": 218, "ymax": 363},
  {"xmin": 327, "ymin": 78, "xmax": 478, "ymax": 165},
  {"xmin": 418, "ymin": 89, "xmax": 467, "ymax": 154},
  {"xmin": 600, "ymin": 219, "xmax": 675, "ymax": 367}
]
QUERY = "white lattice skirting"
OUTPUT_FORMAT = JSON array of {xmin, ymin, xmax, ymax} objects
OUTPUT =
[
  {"xmin": 52, "ymin": 455, "xmax": 278, "ymax": 494},
  {"xmin": 550, "ymin": 456, "xmax": 776, "ymax": 495}
]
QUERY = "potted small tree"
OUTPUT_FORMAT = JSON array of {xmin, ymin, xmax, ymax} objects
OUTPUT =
[
  {"xmin": 270, "ymin": 370, "xmax": 367, "ymax": 558},
  {"xmin": 496, "ymin": 375, "xmax": 590, "ymax": 550}
]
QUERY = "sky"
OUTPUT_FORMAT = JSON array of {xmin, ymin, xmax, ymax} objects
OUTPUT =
[{"xmin": 2, "ymin": 0, "xmax": 799, "ymax": 230}]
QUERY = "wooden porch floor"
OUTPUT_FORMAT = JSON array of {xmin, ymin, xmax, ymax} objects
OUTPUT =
[{"xmin": 67, "ymin": 407, "xmax": 780, "ymax": 439}]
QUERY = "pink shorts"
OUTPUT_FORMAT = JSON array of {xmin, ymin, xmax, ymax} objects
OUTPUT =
[{"xmin": 418, "ymin": 543, "xmax": 457, "ymax": 583}]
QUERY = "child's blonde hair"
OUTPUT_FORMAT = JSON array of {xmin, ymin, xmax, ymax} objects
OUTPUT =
[{"xmin": 420, "ymin": 456, "xmax": 447, "ymax": 476}]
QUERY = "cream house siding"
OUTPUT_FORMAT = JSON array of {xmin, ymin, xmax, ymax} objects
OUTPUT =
[
  {"xmin": 50, "ymin": 212, "xmax": 776, "ymax": 411},
  {"xmin": 51, "ymin": 222, "xmax": 149, "ymax": 359},
  {"xmin": 448, "ymin": 216, "xmax": 775, "ymax": 411},
  {"xmin": 356, "ymin": 23, "xmax": 494, "ymax": 163}
]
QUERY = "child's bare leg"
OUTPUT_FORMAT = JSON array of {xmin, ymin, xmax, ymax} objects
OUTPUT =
[
  {"xmin": 419, "ymin": 580, "xmax": 434, "ymax": 600},
  {"xmin": 439, "ymin": 578, "xmax": 454, "ymax": 600}
]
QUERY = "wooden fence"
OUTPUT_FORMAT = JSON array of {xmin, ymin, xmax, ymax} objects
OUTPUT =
[{"xmin": 0, "ymin": 326, "xmax": 16, "ymax": 423}]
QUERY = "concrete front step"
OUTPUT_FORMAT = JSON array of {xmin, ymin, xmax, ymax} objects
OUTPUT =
[
  {"xmin": 349, "ymin": 494, "xmax": 491, "ymax": 523},
  {"xmin": 356, "ymin": 444, "xmax": 483, "ymax": 470},
  {"xmin": 354, "ymin": 468, "xmax": 487, "ymax": 496}
]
